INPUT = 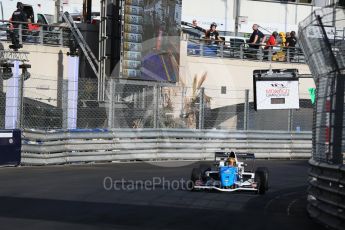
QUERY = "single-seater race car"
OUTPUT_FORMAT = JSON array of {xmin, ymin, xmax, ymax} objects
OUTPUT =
[{"xmin": 190, "ymin": 151, "xmax": 269, "ymax": 194}]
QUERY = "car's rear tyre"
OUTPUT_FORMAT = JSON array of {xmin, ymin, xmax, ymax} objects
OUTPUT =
[
  {"xmin": 199, "ymin": 163, "xmax": 212, "ymax": 181},
  {"xmin": 256, "ymin": 167, "xmax": 269, "ymax": 191},
  {"xmin": 199, "ymin": 163, "xmax": 212, "ymax": 173},
  {"xmin": 255, "ymin": 170, "xmax": 267, "ymax": 195},
  {"xmin": 190, "ymin": 168, "xmax": 202, "ymax": 191},
  {"xmin": 191, "ymin": 168, "xmax": 202, "ymax": 181}
]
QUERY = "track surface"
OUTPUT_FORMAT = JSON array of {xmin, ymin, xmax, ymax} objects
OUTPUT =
[{"xmin": 0, "ymin": 160, "xmax": 326, "ymax": 230}]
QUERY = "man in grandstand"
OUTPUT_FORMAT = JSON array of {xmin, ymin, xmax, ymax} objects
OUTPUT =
[
  {"xmin": 249, "ymin": 24, "xmax": 266, "ymax": 49},
  {"xmin": 205, "ymin": 22, "xmax": 221, "ymax": 44}
]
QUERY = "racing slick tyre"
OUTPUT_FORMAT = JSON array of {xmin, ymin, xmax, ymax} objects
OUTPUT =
[
  {"xmin": 256, "ymin": 167, "xmax": 269, "ymax": 191},
  {"xmin": 190, "ymin": 168, "xmax": 202, "ymax": 191},
  {"xmin": 199, "ymin": 163, "xmax": 212, "ymax": 173},
  {"xmin": 199, "ymin": 163, "xmax": 212, "ymax": 181},
  {"xmin": 255, "ymin": 170, "xmax": 267, "ymax": 195}
]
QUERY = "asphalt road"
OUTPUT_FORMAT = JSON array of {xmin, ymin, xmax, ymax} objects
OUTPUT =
[{"xmin": 0, "ymin": 160, "xmax": 326, "ymax": 230}]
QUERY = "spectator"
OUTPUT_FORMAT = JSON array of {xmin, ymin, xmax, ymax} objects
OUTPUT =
[
  {"xmin": 279, "ymin": 32, "xmax": 286, "ymax": 47},
  {"xmin": 205, "ymin": 22, "xmax": 221, "ymax": 44},
  {"xmin": 286, "ymin": 31, "xmax": 297, "ymax": 48},
  {"xmin": 248, "ymin": 24, "xmax": 266, "ymax": 49},
  {"xmin": 264, "ymin": 31, "xmax": 278, "ymax": 49},
  {"xmin": 286, "ymin": 31, "xmax": 297, "ymax": 61},
  {"xmin": 192, "ymin": 19, "xmax": 198, "ymax": 27},
  {"xmin": 264, "ymin": 31, "xmax": 278, "ymax": 60},
  {"xmin": 11, "ymin": 2, "xmax": 29, "ymax": 45},
  {"xmin": 27, "ymin": 15, "xmax": 40, "ymax": 43}
]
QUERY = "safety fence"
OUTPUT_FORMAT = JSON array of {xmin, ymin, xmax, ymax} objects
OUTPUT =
[
  {"xmin": 0, "ymin": 77, "xmax": 314, "ymax": 131},
  {"xmin": 21, "ymin": 129, "xmax": 312, "ymax": 165},
  {"xmin": 0, "ymin": 20, "xmax": 71, "ymax": 47},
  {"xmin": 299, "ymin": 5, "xmax": 345, "ymax": 230}
]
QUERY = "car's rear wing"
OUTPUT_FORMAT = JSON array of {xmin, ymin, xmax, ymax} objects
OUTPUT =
[{"xmin": 215, "ymin": 152, "xmax": 255, "ymax": 161}]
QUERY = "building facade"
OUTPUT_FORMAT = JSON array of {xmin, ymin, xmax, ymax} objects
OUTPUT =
[{"xmin": 182, "ymin": 0, "xmax": 333, "ymax": 34}]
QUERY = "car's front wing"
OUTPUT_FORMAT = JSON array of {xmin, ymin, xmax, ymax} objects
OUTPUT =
[{"xmin": 193, "ymin": 185, "xmax": 257, "ymax": 192}]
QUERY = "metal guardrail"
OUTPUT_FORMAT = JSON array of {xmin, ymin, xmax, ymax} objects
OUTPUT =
[
  {"xmin": 186, "ymin": 38, "xmax": 306, "ymax": 63},
  {"xmin": 21, "ymin": 129, "xmax": 312, "ymax": 165},
  {"xmin": 0, "ymin": 20, "xmax": 71, "ymax": 47},
  {"xmin": 308, "ymin": 159, "xmax": 345, "ymax": 230}
]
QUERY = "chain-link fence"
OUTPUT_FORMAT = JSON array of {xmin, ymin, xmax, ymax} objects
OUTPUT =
[
  {"xmin": 299, "ymin": 6, "xmax": 345, "ymax": 164},
  {"xmin": 0, "ymin": 75, "xmax": 314, "ymax": 131}
]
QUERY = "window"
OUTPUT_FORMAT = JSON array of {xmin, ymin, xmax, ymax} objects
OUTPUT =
[
  {"xmin": 299, "ymin": 0, "xmax": 313, "ymax": 3},
  {"xmin": 251, "ymin": 0, "xmax": 314, "ymax": 4},
  {"xmin": 221, "ymin": 86, "xmax": 227, "ymax": 94}
]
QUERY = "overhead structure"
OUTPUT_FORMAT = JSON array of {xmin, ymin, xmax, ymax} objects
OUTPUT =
[
  {"xmin": 62, "ymin": 12, "xmax": 103, "ymax": 100},
  {"xmin": 83, "ymin": 0, "xmax": 92, "ymax": 23}
]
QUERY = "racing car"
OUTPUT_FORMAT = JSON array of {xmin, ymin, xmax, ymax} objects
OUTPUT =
[{"xmin": 190, "ymin": 151, "xmax": 269, "ymax": 194}]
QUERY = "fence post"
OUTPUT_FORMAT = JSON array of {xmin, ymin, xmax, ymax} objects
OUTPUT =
[
  {"xmin": 244, "ymin": 89, "xmax": 249, "ymax": 130},
  {"xmin": 39, "ymin": 27, "xmax": 44, "ymax": 45},
  {"xmin": 200, "ymin": 43, "xmax": 204, "ymax": 57},
  {"xmin": 287, "ymin": 48, "xmax": 290, "ymax": 63},
  {"xmin": 153, "ymin": 84, "xmax": 159, "ymax": 128},
  {"xmin": 142, "ymin": 87, "xmax": 146, "ymax": 109},
  {"xmin": 180, "ymin": 86, "xmax": 185, "ymax": 124},
  {"xmin": 18, "ymin": 25, "xmax": 22, "ymax": 44},
  {"xmin": 17, "ymin": 70, "xmax": 24, "ymax": 129},
  {"xmin": 107, "ymin": 78, "xmax": 115, "ymax": 129},
  {"xmin": 258, "ymin": 47, "xmax": 263, "ymax": 61},
  {"xmin": 220, "ymin": 43, "xmax": 224, "ymax": 58},
  {"xmin": 288, "ymin": 109, "xmax": 293, "ymax": 131},
  {"xmin": 199, "ymin": 87, "xmax": 205, "ymax": 129},
  {"xmin": 240, "ymin": 44, "xmax": 244, "ymax": 59},
  {"xmin": 59, "ymin": 28, "xmax": 64, "ymax": 46},
  {"xmin": 268, "ymin": 47, "xmax": 272, "ymax": 61},
  {"xmin": 62, "ymin": 80, "xmax": 68, "ymax": 129}
]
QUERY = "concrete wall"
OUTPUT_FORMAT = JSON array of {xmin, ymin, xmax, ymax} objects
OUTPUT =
[{"xmin": 1, "ymin": 41, "xmax": 69, "ymax": 107}]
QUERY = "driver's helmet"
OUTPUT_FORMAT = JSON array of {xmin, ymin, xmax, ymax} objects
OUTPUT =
[
  {"xmin": 227, "ymin": 151, "xmax": 236, "ymax": 166},
  {"xmin": 227, "ymin": 157, "xmax": 236, "ymax": 166}
]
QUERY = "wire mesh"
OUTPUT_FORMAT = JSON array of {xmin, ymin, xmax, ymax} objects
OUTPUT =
[
  {"xmin": 299, "ymin": 5, "xmax": 345, "ymax": 164},
  {"xmin": 0, "ymin": 75, "xmax": 314, "ymax": 131}
]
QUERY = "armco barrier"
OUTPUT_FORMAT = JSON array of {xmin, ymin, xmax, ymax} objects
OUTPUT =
[
  {"xmin": 308, "ymin": 159, "xmax": 345, "ymax": 230},
  {"xmin": 0, "ymin": 129, "xmax": 21, "ymax": 166},
  {"xmin": 21, "ymin": 129, "xmax": 312, "ymax": 165}
]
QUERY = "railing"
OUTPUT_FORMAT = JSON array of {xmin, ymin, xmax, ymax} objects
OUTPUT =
[
  {"xmin": 308, "ymin": 159, "xmax": 345, "ymax": 230},
  {"xmin": 187, "ymin": 38, "xmax": 306, "ymax": 63},
  {"xmin": 0, "ymin": 20, "xmax": 71, "ymax": 47},
  {"xmin": 21, "ymin": 129, "xmax": 312, "ymax": 165}
]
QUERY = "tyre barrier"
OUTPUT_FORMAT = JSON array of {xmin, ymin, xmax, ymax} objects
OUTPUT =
[{"xmin": 308, "ymin": 159, "xmax": 345, "ymax": 230}]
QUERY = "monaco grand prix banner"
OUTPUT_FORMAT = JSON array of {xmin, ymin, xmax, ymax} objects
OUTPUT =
[{"xmin": 255, "ymin": 80, "xmax": 300, "ymax": 110}]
